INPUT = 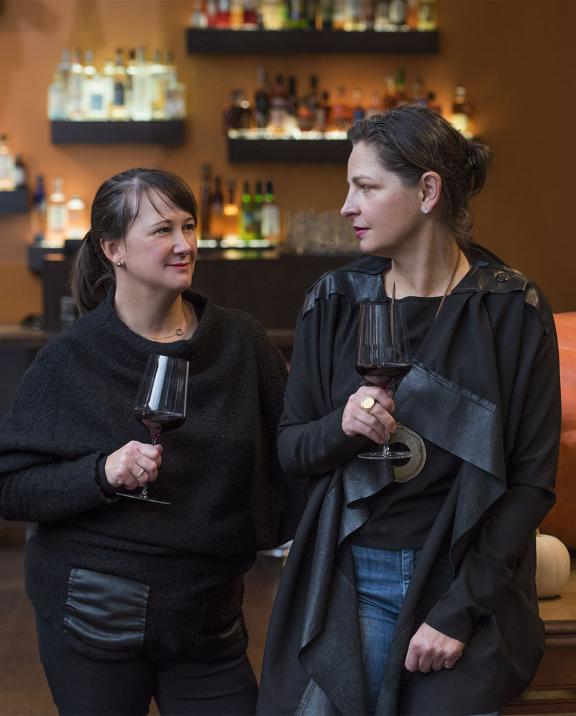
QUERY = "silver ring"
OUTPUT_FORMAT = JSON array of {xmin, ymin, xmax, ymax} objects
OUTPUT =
[
  {"xmin": 135, "ymin": 467, "xmax": 146, "ymax": 481},
  {"xmin": 360, "ymin": 395, "xmax": 376, "ymax": 412}
]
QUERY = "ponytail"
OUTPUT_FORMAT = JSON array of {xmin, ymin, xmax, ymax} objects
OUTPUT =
[{"xmin": 71, "ymin": 230, "xmax": 114, "ymax": 314}]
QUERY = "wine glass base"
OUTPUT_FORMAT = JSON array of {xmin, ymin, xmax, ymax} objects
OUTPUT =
[
  {"xmin": 359, "ymin": 449, "xmax": 412, "ymax": 461},
  {"xmin": 116, "ymin": 492, "xmax": 171, "ymax": 505}
]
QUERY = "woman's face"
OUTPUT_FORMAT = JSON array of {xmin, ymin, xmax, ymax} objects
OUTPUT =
[
  {"xmin": 119, "ymin": 191, "xmax": 197, "ymax": 295},
  {"xmin": 340, "ymin": 141, "xmax": 423, "ymax": 256}
]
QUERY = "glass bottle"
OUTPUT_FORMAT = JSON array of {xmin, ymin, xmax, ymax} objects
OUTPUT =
[
  {"xmin": 418, "ymin": 0, "xmax": 437, "ymax": 30},
  {"xmin": 254, "ymin": 66, "xmax": 271, "ymax": 130},
  {"xmin": 46, "ymin": 177, "xmax": 68, "ymax": 246},
  {"xmin": 261, "ymin": 180, "xmax": 281, "ymax": 246},
  {"xmin": 221, "ymin": 179, "xmax": 240, "ymax": 245},
  {"xmin": 83, "ymin": 49, "xmax": 110, "ymax": 120},
  {"xmin": 0, "ymin": 134, "xmax": 16, "ymax": 191},
  {"xmin": 261, "ymin": 0, "xmax": 285, "ymax": 29},
  {"xmin": 131, "ymin": 47, "xmax": 152, "ymax": 121},
  {"xmin": 297, "ymin": 74, "xmax": 319, "ymax": 132},
  {"xmin": 388, "ymin": 0, "xmax": 407, "ymax": 28},
  {"xmin": 190, "ymin": 0, "xmax": 208, "ymax": 28},
  {"xmin": 150, "ymin": 49, "xmax": 167, "ymax": 119},
  {"xmin": 332, "ymin": 85, "xmax": 351, "ymax": 132},
  {"xmin": 239, "ymin": 181, "xmax": 255, "ymax": 245},
  {"xmin": 250, "ymin": 180, "xmax": 265, "ymax": 245},
  {"xmin": 243, "ymin": 0, "xmax": 259, "ymax": 28},
  {"xmin": 110, "ymin": 49, "xmax": 128, "ymax": 120},
  {"xmin": 13, "ymin": 154, "xmax": 27, "ymax": 189},
  {"xmin": 284, "ymin": 75, "xmax": 299, "ymax": 134},
  {"xmin": 66, "ymin": 49, "xmax": 85, "ymax": 120},
  {"xmin": 47, "ymin": 49, "xmax": 70, "ymax": 120},
  {"xmin": 451, "ymin": 85, "xmax": 472, "ymax": 138},
  {"xmin": 374, "ymin": 1, "xmax": 392, "ymax": 31},
  {"xmin": 210, "ymin": 175, "xmax": 225, "ymax": 240},
  {"xmin": 66, "ymin": 194, "xmax": 87, "ymax": 240},
  {"xmin": 351, "ymin": 87, "xmax": 365, "ymax": 123},
  {"xmin": 32, "ymin": 175, "xmax": 47, "ymax": 243},
  {"xmin": 199, "ymin": 163, "xmax": 212, "ymax": 243},
  {"xmin": 229, "ymin": 0, "xmax": 244, "ymax": 28},
  {"xmin": 269, "ymin": 73, "xmax": 288, "ymax": 134}
]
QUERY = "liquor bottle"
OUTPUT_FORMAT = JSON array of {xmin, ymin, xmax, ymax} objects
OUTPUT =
[
  {"xmin": 223, "ymin": 90, "xmax": 252, "ymax": 130},
  {"xmin": 284, "ymin": 75, "xmax": 299, "ymax": 134},
  {"xmin": 229, "ymin": 0, "xmax": 244, "ymax": 28},
  {"xmin": 388, "ymin": 0, "xmax": 407, "ymax": 28},
  {"xmin": 406, "ymin": 0, "xmax": 419, "ymax": 29},
  {"xmin": 418, "ymin": 0, "xmax": 437, "ymax": 30},
  {"xmin": 47, "ymin": 49, "xmax": 70, "ymax": 120},
  {"xmin": 46, "ymin": 177, "xmax": 68, "ymax": 246},
  {"xmin": 286, "ymin": 0, "xmax": 307, "ymax": 29},
  {"xmin": 206, "ymin": 0, "xmax": 218, "ymax": 27},
  {"xmin": 411, "ymin": 77, "xmax": 427, "ymax": 107},
  {"xmin": 190, "ymin": 0, "xmax": 208, "ymax": 28},
  {"xmin": 261, "ymin": 180, "xmax": 281, "ymax": 246},
  {"xmin": 394, "ymin": 67, "xmax": 408, "ymax": 106},
  {"xmin": 83, "ymin": 49, "xmax": 110, "ymax": 120},
  {"xmin": 297, "ymin": 74, "xmax": 319, "ymax": 132},
  {"xmin": 66, "ymin": 194, "xmax": 87, "ymax": 240},
  {"xmin": 214, "ymin": 0, "xmax": 231, "ymax": 28},
  {"xmin": 210, "ymin": 175, "xmax": 225, "ymax": 240},
  {"xmin": 66, "ymin": 49, "xmax": 85, "ymax": 120},
  {"xmin": 13, "ymin": 154, "xmax": 27, "ymax": 189},
  {"xmin": 332, "ymin": 0, "xmax": 347, "ymax": 30},
  {"xmin": 365, "ymin": 91, "xmax": 382, "ymax": 118},
  {"xmin": 351, "ymin": 87, "xmax": 366, "ymax": 123},
  {"xmin": 199, "ymin": 163, "xmax": 212, "ymax": 242},
  {"xmin": 306, "ymin": 0, "xmax": 319, "ymax": 29},
  {"xmin": 332, "ymin": 86, "xmax": 351, "ymax": 131},
  {"xmin": 254, "ymin": 66, "xmax": 271, "ymax": 129},
  {"xmin": 110, "ymin": 49, "xmax": 128, "ymax": 120},
  {"xmin": 150, "ymin": 50, "xmax": 167, "ymax": 119},
  {"xmin": 164, "ymin": 50, "xmax": 186, "ymax": 119},
  {"xmin": 221, "ymin": 179, "xmax": 240, "ymax": 244},
  {"xmin": 451, "ymin": 85, "xmax": 472, "ymax": 137},
  {"xmin": 343, "ymin": 0, "xmax": 361, "ymax": 31},
  {"xmin": 374, "ymin": 1, "xmax": 392, "ymax": 31},
  {"xmin": 250, "ymin": 180, "xmax": 265, "ymax": 245},
  {"xmin": 316, "ymin": 90, "xmax": 331, "ymax": 131},
  {"xmin": 131, "ymin": 47, "xmax": 152, "ymax": 121},
  {"xmin": 0, "ymin": 134, "xmax": 16, "ymax": 191},
  {"xmin": 125, "ymin": 48, "xmax": 137, "ymax": 114},
  {"xmin": 32, "ymin": 175, "xmax": 47, "ymax": 243},
  {"xmin": 269, "ymin": 73, "xmax": 288, "ymax": 133},
  {"xmin": 239, "ymin": 181, "xmax": 255, "ymax": 245},
  {"xmin": 319, "ymin": 0, "xmax": 334, "ymax": 29},
  {"xmin": 243, "ymin": 0, "xmax": 259, "ymax": 28},
  {"xmin": 261, "ymin": 0, "xmax": 285, "ymax": 29}
]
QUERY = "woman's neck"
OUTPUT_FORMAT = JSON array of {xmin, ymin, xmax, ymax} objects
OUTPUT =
[
  {"xmin": 383, "ymin": 239, "xmax": 469, "ymax": 300},
  {"xmin": 113, "ymin": 288, "xmax": 197, "ymax": 342}
]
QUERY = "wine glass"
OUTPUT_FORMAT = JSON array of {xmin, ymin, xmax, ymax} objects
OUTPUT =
[
  {"xmin": 117, "ymin": 354, "xmax": 189, "ymax": 505},
  {"xmin": 356, "ymin": 300, "xmax": 412, "ymax": 460}
]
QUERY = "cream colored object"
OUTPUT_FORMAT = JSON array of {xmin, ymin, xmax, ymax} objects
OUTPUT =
[{"xmin": 535, "ymin": 531, "xmax": 572, "ymax": 599}]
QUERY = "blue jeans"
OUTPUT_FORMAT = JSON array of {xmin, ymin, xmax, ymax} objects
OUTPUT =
[
  {"xmin": 351, "ymin": 545, "xmax": 500, "ymax": 716},
  {"xmin": 351, "ymin": 545, "xmax": 419, "ymax": 712}
]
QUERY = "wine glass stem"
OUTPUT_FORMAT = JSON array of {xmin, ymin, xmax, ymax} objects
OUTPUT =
[{"xmin": 140, "ymin": 430, "xmax": 160, "ymax": 499}]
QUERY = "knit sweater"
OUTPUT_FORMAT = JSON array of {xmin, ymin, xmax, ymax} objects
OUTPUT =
[{"xmin": 0, "ymin": 291, "xmax": 300, "ymax": 660}]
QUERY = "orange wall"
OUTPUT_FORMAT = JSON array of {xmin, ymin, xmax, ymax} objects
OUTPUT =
[{"xmin": 0, "ymin": 0, "xmax": 574, "ymax": 322}]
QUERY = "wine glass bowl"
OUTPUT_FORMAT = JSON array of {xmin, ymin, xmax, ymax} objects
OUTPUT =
[
  {"xmin": 118, "ymin": 354, "xmax": 189, "ymax": 505},
  {"xmin": 356, "ymin": 300, "xmax": 412, "ymax": 460}
]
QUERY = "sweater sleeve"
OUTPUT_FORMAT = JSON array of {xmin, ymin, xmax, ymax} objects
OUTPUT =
[
  {"xmin": 0, "ymin": 345, "xmax": 116, "ymax": 523},
  {"xmin": 424, "ymin": 319, "xmax": 561, "ymax": 642},
  {"xmin": 277, "ymin": 297, "xmax": 368, "ymax": 478}
]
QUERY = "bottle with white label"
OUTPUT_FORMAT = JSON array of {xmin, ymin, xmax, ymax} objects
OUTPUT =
[
  {"xmin": 0, "ymin": 134, "xmax": 16, "ymax": 191},
  {"xmin": 46, "ymin": 177, "xmax": 68, "ymax": 246},
  {"xmin": 130, "ymin": 47, "xmax": 152, "ymax": 121}
]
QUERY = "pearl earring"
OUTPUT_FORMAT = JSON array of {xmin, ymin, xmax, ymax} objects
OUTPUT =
[
  {"xmin": 116, "ymin": 260, "xmax": 125, "ymax": 267},
  {"xmin": 421, "ymin": 206, "xmax": 429, "ymax": 215}
]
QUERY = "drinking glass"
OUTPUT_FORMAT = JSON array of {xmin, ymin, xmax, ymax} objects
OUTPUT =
[
  {"xmin": 356, "ymin": 300, "xmax": 412, "ymax": 460},
  {"xmin": 117, "ymin": 354, "xmax": 189, "ymax": 505}
]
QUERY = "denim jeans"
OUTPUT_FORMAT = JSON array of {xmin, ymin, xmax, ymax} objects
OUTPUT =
[{"xmin": 351, "ymin": 545, "xmax": 500, "ymax": 716}]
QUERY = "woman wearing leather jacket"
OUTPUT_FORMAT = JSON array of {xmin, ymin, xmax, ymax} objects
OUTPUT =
[{"xmin": 257, "ymin": 106, "xmax": 560, "ymax": 716}]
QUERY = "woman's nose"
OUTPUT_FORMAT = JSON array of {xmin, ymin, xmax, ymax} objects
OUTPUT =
[
  {"xmin": 340, "ymin": 194, "xmax": 358, "ymax": 218},
  {"xmin": 173, "ymin": 230, "xmax": 192, "ymax": 253}
]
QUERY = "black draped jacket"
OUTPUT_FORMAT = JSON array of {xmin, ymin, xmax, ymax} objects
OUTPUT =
[{"xmin": 257, "ymin": 246, "xmax": 560, "ymax": 716}]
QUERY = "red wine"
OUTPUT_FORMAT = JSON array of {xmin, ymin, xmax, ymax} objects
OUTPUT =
[
  {"xmin": 134, "ymin": 409, "xmax": 185, "ymax": 435},
  {"xmin": 356, "ymin": 362, "xmax": 412, "ymax": 388}
]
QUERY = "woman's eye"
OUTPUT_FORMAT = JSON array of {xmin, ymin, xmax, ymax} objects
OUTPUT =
[
  {"xmin": 360, "ymin": 185, "xmax": 371, "ymax": 193},
  {"xmin": 155, "ymin": 226, "xmax": 171, "ymax": 234},
  {"xmin": 184, "ymin": 223, "xmax": 196, "ymax": 232}
]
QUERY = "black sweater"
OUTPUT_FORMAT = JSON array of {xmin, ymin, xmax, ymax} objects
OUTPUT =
[{"xmin": 0, "ymin": 291, "xmax": 300, "ymax": 660}]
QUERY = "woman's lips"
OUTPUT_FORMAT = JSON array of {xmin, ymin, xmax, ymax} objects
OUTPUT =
[{"xmin": 353, "ymin": 226, "xmax": 369, "ymax": 238}]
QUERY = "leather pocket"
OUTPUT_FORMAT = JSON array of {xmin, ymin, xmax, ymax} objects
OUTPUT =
[{"xmin": 64, "ymin": 568, "xmax": 149, "ymax": 652}]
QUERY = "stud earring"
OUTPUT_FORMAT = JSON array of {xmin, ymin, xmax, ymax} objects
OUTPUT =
[
  {"xmin": 116, "ymin": 260, "xmax": 126, "ymax": 267},
  {"xmin": 421, "ymin": 206, "xmax": 429, "ymax": 215}
]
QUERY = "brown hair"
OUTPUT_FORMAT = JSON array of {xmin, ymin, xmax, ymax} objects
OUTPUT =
[
  {"xmin": 72, "ymin": 168, "xmax": 198, "ymax": 313},
  {"xmin": 348, "ymin": 105, "xmax": 491, "ymax": 248}
]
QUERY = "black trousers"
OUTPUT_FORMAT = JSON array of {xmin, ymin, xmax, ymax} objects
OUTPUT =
[{"xmin": 36, "ymin": 615, "xmax": 258, "ymax": 716}]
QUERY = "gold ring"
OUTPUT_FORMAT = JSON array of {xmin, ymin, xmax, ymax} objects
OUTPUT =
[
  {"xmin": 360, "ymin": 396, "xmax": 376, "ymax": 412},
  {"xmin": 135, "ymin": 467, "xmax": 146, "ymax": 480}
]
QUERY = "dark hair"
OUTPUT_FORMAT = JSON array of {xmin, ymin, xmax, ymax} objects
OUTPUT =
[
  {"xmin": 72, "ymin": 168, "xmax": 198, "ymax": 313},
  {"xmin": 347, "ymin": 105, "xmax": 491, "ymax": 248}
]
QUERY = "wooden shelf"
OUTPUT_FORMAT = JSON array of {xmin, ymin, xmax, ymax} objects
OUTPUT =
[
  {"xmin": 0, "ymin": 188, "xmax": 28, "ymax": 215},
  {"xmin": 228, "ymin": 136, "xmax": 350, "ymax": 163},
  {"xmin": 50, "ymin": 120, "xmax": 185, "ymax": 145},
  {"xmin": 187, "ymin": 28, "xmax": 439, "ymax": 54}
]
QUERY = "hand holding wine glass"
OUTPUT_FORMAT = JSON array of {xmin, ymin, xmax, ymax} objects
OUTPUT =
[
  {"xmin": 355, "ymin": 300, "xmax": 412, "ymax": 460},
  {"xmin": 116, "ymin": 354, "xmax": 189, "ymax": 505}
]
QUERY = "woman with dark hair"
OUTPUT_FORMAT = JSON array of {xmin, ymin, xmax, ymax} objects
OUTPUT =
[
  {"xmin": 0, "ymin": 168, "xmax": 301, "ymax": 715},
  {"xmin": 257, "ymin": 106, "xmax": 560, "ymax": 716}
]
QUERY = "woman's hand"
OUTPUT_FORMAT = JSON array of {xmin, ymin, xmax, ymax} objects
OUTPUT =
[
  {"xmin": 404, "ymin": 623, "xmax": 465, "ymax": 673},
  {"xmin": 105, "ymin": 441, "xmax": 163, "ymax": 491},
  {"xmin": 342, "ymin": 385, "xmax": 396, "ymax": 444}
]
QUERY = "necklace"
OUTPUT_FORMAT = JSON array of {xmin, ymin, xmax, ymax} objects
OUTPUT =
[
  {"xmin": 390, "ymin": 249, "xmax": 463, "ymax": 321},
  {"xmin": 140, "ymin": 307, "xmax": 188, "ymax": 342}
]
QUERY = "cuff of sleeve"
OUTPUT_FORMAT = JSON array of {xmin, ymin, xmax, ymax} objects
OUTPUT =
[
  {"xmin": 424, "ymin": 597, "xmax": 475, "ymax": 644},
  {"xmin": 95, "ymin": 456, "xmax": 119, "ymax": 502}
]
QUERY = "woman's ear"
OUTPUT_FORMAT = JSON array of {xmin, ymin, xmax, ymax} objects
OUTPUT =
[
  {"xmin": 420, "ymin": 171, "xmax": 442, "ymax": 214},
  {"xmin": 100, "ymin": 239, "xmax": 125, "ymax": 266}
]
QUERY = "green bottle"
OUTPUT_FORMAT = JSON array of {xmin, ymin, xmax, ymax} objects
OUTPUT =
[
  {"xmin": 251, "ymin": 180, "xmax": 265, "ymax": 245},
  {"xmin": 239, "ymin": 181, "xmax": 255, "ymax": 246}
]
